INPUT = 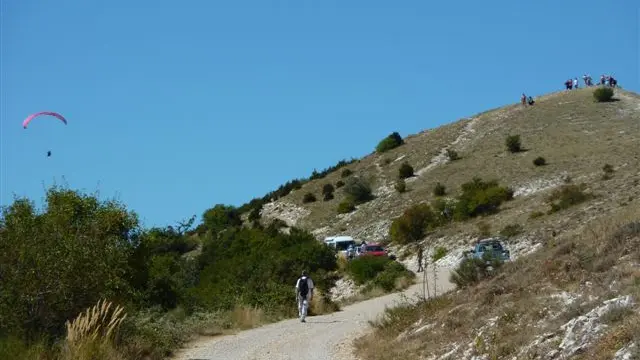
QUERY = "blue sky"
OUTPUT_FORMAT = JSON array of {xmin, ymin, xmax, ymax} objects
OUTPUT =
[{"xmin": 1, "ymin": 0, "xmax": 638, "ymax": 228}]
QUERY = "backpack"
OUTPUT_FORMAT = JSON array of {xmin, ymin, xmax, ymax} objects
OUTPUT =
[{"xmin": 298, "ymin": 276, "xmax": 309, "ymax": 297}]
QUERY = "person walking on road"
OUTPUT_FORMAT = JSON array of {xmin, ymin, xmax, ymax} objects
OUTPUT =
[{"xmin": 295, "ymin": 270, "xmax": 314, "ymax": 322}]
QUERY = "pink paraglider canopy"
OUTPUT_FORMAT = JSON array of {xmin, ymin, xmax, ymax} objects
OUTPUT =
[{"xmin": 22, "ymin": 111, "xmax": 67, "ymax": 129}]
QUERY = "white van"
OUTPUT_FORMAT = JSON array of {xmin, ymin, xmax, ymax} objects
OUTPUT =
[{"xmin": 324, "ymin": 235, "xmax": 357, "ymax": 256}]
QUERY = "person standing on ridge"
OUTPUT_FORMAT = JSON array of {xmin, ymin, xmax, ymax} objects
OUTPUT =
[{"xmin": 295, "ymin": 270, "xmax": 314, "ymax": 322}]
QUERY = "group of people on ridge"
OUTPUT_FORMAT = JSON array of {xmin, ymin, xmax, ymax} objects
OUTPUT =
[
  {"xmin": 565, "ymin": 74, "xmax": 617, "ymax": 90},
  {"xmin": 523, "ymin": 72, "xmax": 620, "ymax": 107}
]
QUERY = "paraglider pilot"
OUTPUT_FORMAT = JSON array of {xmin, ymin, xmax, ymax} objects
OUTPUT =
[{"xmin": 47, "ymin": 151, "xmax": 51, "ymax": 157}]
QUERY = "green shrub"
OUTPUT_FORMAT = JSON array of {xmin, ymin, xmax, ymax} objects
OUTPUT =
[
  {"xmin": 446, "ymin": 149, "xmax": 460, "ymax": 161},
  {"xmin": 376, "ymin": 132, "xmax": 404, "ymax": 153},
  {"xmin": 248, "ymin": 205, "xmax": 262, "ymax": 222},
  {"xmin": 369, "ymin": 261, "xmax": 415, "ymax": 292},
  {"xmin": 453, "ymin": 178, "xmax": 513, "ymax": 220},
  {"xmin": 202, "ymin": 204, "xmax": 243, "ymax": 234},
  {"xmin": 506, "ymin": 135, "xmax": 522, "ymax": 153},
  {"xmin": 533, "ymin": 156, "xmax": 546, "ymax": 166},
  {"xmin": 395, "ymin": 179, "xmax": 407, "ymax": 193},
  {"xmin": 322, "ymin": 183, "xmax": 335, "ymax": 195},
  {"xmin": 341, "ymin": 169, "xmax": 353, "ymax": 178},
  {"xmin": 343, "ymin": 177, "xmax": 374, "ymax": 205},
  {"xmin": 500, "ymin": 223, "xmax": 523, "ymax": 238},
  {"xmin": 432, "ymin": 246, "xmax": 448, "ymax": 262},
  {"xmin": 593, "ymin": 87, "xmax": 614, "ymax": 102},
  {"xmin": 322, "ymin": 184, "xmax": 335, "ymax": 200},
  {"xmin": 433, "ymin": 182, "xmax": 446, "ymax": 196},
  {"xmin": 449, "ymin": 253, "xmax": 504, "ymax": 288},
  {"xmin": 389, "ymin": 203, "xmax": 439, "ymax": 245},
  {"xmin": 398, "ymin": 162, "xmax": 414, "ymax": 179},
  {"xmin": 431, "ymin": 198, "xmax": 456, "ymax": 223},
  {"xmin": 302, "ymin": 192, "xmax": 317, "ymax": 203},
  {"xmin": 346, "ymin": 256, "xmax": 391, "ymax": 285},
  {"xmin": 335, "ymin": 180, "xmax": 345, "ymax": 188},
  {"xmin": 547, "ymin": 184, "xmax": 591, "ymax": 213},
  {"xmin": 337, "ymin": 200, "xmax": 356, "ymax": 214}
]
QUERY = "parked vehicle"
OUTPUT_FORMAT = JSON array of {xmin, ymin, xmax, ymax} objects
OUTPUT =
[
  {"xmin": 324, "ymin": 235, "xmax": 357, "ymax": 257},
  {"xmin": 359, "ymin": 243, "xmax": 396, "ymax": 260},
  {"xmin": 466, "ymin": 238, "xmax": 510, "ymax": 262}
]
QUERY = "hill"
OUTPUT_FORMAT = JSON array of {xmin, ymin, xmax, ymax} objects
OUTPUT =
[
  {"xmin": 246, "ymin": 86, "xmax": 640, "ymax": 359},
  {"xmin": 256, "ymin": 87, "xmax": 639, "ymax": 240}
]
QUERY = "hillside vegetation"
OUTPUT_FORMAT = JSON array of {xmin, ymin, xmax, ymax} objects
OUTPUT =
[
  {"xmin": 1, "ymin": 86, "xmax": 638, "ymax": 360},
  {"xmin": 247, "ymin": 86, "xmax": 640, "ymax": 357}
]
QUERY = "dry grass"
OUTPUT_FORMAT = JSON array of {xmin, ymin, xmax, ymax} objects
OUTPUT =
[
  {"xmin": 337, "ymin": 287, "xmax": 387, "ymax": 307},
  {"xmin": 309, "ymin": 290, "xmax": 341, "ymax": 315},
  {"xmin": 229, "ymin": 304, "xmax": 265, "ymax": 330},
  {"xmin": 61, "ymin": 299, "xmax": 127, "ymax": 360}
]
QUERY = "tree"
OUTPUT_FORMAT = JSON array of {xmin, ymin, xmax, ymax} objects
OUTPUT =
[
  {"xmin": 202, "ymin": 204, "xmax": 242, "ymax": 234},
  {"xmin": 0, "ymin": 186, "xmax": 140, "ymax": 339}
]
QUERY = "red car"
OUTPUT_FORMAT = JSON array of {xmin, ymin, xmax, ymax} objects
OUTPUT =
[{"xmin": 361, "ymin": 243, "xmax": 388, "ymax": 257}]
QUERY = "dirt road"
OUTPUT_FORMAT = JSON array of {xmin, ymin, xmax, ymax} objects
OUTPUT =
[{"xmin": 173, "ymin": 267, "xmax": 455, "ymax": 360}]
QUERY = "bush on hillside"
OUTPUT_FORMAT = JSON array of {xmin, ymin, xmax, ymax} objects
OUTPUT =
[
  {"xmin": 376, "ymin": 132, "xmax": 404, "ymax": 153},
  {"xmin": 337, "ymin": 200, "xmax": 356, "ymax": 214},
  {"xmin": 432, "ymin": 246, "xmax": 448, "ymax": 263},
  {"xmin": 345, "ymin": 256, "xmax": 412, "ymax": 289},
  {"xmin": 398, "ymin": 162, "xmax": 414, "ymax": 179},
  {"xmin": 341, "ymin": 169, "xmax": 353, "ymax": 178},
  {"xmin": 506, "ymin": 135, "xmax": 522, "ymax": 153},
  {"xmin": 322, "ymin": 184, "xmax": 335, "ymax": 201},
  {"xmin": 367, "ymin": 261, "xmax": 415, "ymax": 292},
  {"xmin": 248, "ymin": 205, "xmax": 262, "ymax": 223},
  {"xmin": 335, "ymin": 180, "xmax": 345, "ymax": 188},
  {"xmin": 395, "ymin": 179, "xmax": 407, "ymax": 193},
  {"xmin": 202, "ymin": 204, "xmax": 243, "ymax": 235},
  {"xmin": 433, "ymin": 182, "xmax": 446, "ymax": 196},
  {"xmin": 546, "ymin": 184, "xmax": 591, "ymax": 214},
  {"xmin": 453, "ymin": 177, "xmax": 514, "ymax": 220},
  {"xmin": 322, "ymin": 183, "xmax": 335, "ymax": 196},
  {"xmin": 446, "ymin": 149, "xmax": 460, "ymax": 161},
  {"xmin": 342, "ymin": 177, "xmax": 374, "ymax": 205},
  {"xmin": 389, "ymin": 203, "xmax": 440, "ymax": 245},
  {"xmin": 302, "ymin": 192, "xmax": 317, "ymax": 203},
  {"xmin": 449, "ymin": 253, "xmax": 504, "ymax": 288},
  {"xmin": 431, "ymin": 198, "xmax": 456, "ymax": 223},
  {"xmin": 593, "ymin": 87, "xmax": 614, "ymax": 102},
  {"xmin": 533, "ymin": 156, "xmax": 546, "ymax": 166}
]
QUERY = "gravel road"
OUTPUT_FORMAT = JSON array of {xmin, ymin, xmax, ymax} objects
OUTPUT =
[{"xmin": 173, "ymin": 267, "xmax": 455, "ymax": 360}]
